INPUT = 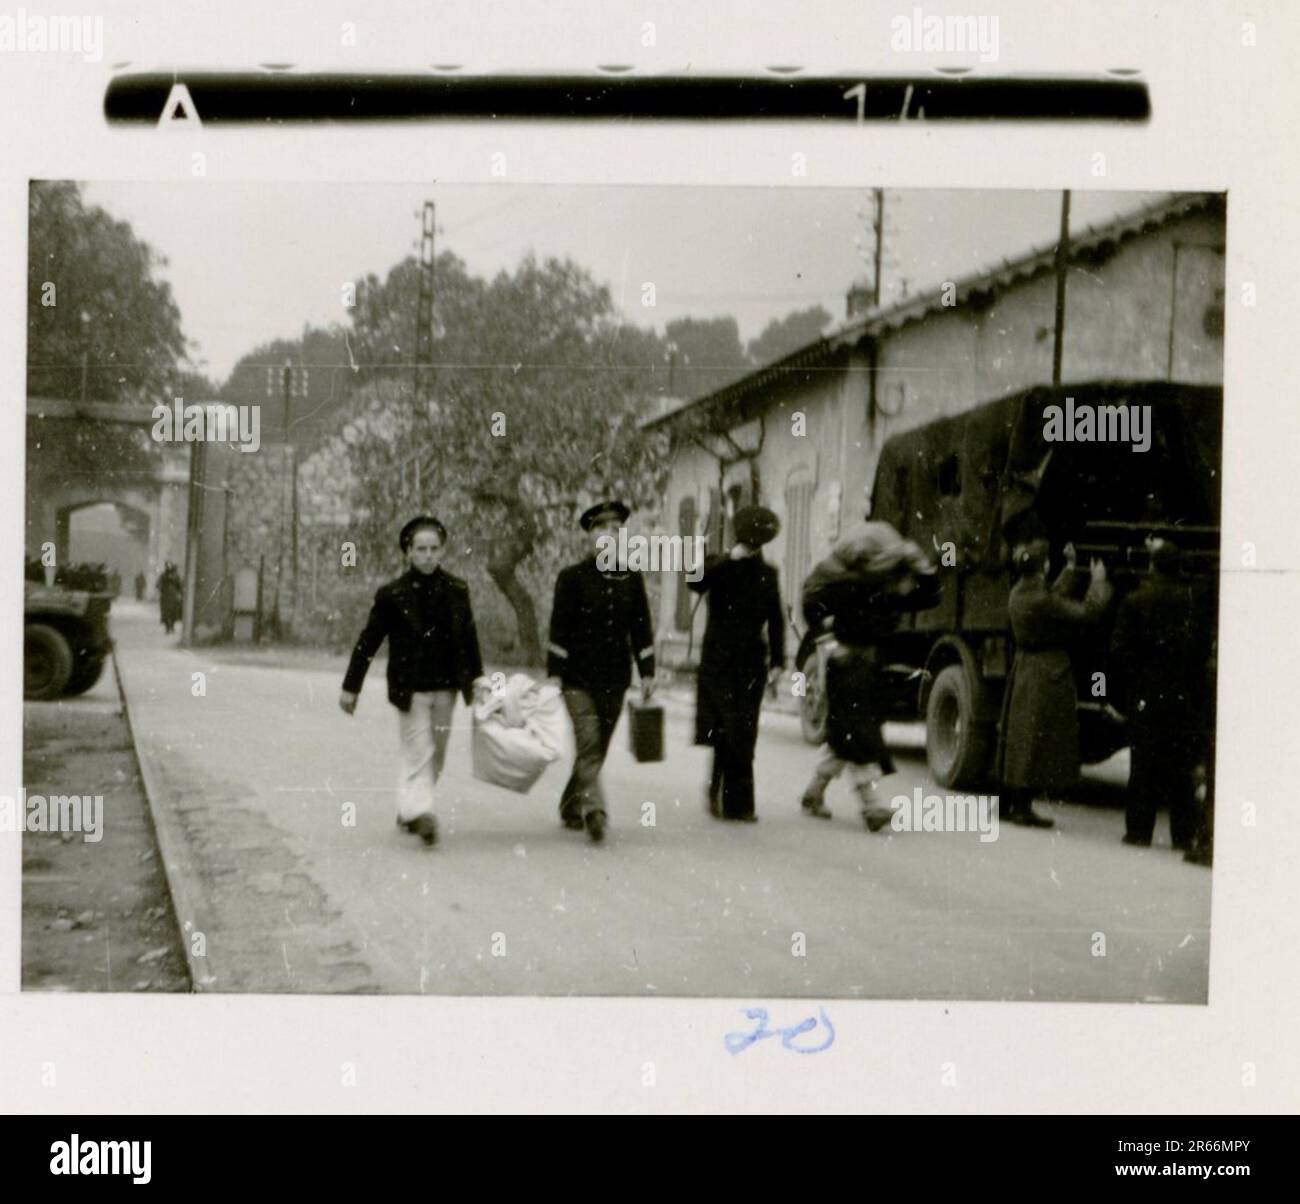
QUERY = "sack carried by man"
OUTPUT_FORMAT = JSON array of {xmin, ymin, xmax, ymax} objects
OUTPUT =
[{"xmin": 472, "ymin": 674, "xmax": 573, "ymax": 793}]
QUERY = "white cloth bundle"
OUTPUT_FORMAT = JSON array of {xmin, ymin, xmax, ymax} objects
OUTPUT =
[{"xmin": 471, "ymin": 673, "xmax": 573, "ymax": 794}]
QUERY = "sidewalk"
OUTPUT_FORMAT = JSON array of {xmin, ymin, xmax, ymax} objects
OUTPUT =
[
  {"xmin": 112, "ymin": 613, "xmax": 387, "ymax": 992},
  {"xmin": 22, "ymin": 660, "xmax": 190, "ymax": 992}
]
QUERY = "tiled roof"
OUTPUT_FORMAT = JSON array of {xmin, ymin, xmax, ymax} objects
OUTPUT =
[{"xmin": 644, "ymin": 191, "xmax": 1223, "ymax": 432}]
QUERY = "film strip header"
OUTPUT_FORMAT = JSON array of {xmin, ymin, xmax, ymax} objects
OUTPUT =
[{"xmin": 104, "ymin": 69, "xmax": 1151, "ymax": 125}]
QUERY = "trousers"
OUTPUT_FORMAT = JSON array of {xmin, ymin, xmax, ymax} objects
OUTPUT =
[
  {"xmin": 559, "ymin": 686, "xmax": 624, "ymax": 822},
  {"xmin": 801, "ymin": 745, "xmax": 890, "ymax": 821},
  {"xmin": 1126, "ymin": 723, "xmax": 1199, "ymax": 847},
  {"xmin": 396, "ymin": 689, "xmax": 455, "ymax": 823}
]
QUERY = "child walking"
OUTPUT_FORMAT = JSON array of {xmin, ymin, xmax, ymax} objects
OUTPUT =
[{"xmin": 339, "ymin": 516, "xmax": 487, "ymax": 846}]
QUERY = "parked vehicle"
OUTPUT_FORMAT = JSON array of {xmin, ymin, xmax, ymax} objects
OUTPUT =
[
  {"xmin": 795, "ymin": 379, "xmax": 1222, "ymax": 787},
  {"xmin": 24, "ymin": 580, "xmax": 113, "ymax": 700}
]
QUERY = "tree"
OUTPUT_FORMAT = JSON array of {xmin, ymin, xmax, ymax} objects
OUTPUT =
[
  {"xmin": 342, "ymin": 251, "xmax": 671, "ymax": 662},
  {"xmin": 27, "ymin": 181, "xmax": 188, "ymax": 404},
  {"xmin": 662, "ymin": 315, "xmax": 750, "ymax": 399},
  {"xmin": 746, "ymin": 304, "xmax": 834, "ymax": 366},
  {"xmin": 221, "ymin": 325, "xmax": 357, "ymax": 450}
]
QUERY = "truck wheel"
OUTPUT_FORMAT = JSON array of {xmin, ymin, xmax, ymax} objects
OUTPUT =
[
  {"xmin": 25, "ymin": 624, "xmax": 74, "ymax": 700},
  {"xmin": 925, "ymin": 664, "xmax": 995, "ymax": 788},
  {"xmin": 799, "ymin": 657, "xmax": 828, "ymax": 745},
  {"xmin": 65, "ymin": 653, "xmax": 106, "ymax": 697}
]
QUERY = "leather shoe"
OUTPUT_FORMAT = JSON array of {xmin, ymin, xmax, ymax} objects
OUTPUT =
[{"xmin": 1007, "ymin": 808, "xmax": 1055, "ymax": 829}]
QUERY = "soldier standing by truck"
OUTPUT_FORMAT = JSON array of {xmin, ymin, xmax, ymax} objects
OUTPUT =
[
  {"xmin": 997, "ymin": 540, "xmax": 1111, "ymax": 828},
  {"xmin": 1108, "ymin": 538, "xmax": 1212, "ymax": 850}
]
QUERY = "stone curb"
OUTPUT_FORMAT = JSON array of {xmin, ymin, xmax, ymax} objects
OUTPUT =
[{"xmin": 111, "ymin": 644, "xmax": 218, "ymax": 992}]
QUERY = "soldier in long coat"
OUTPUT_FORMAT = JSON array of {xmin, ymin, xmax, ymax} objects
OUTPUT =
[
  {"xmin": 996, "ymin": 540, "xmax": 1111, "ymax": 827},
  {"xmin": 689, "ymin": 506, "xmax": 785, "ymax": 822}
]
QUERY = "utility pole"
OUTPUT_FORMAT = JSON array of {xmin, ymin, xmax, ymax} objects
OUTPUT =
[
  {"xmin": 1052, "ymin": 189, "xmax": 1071, "ymax": 385},
  {"xmin": 79, "ymin": 308, "xmax": 91, "ymax": 401},
  {"xmin": 872, "ymin": 188, "xmax": 885, "ymax": 307},
  {"xmin": 266, "ymin": 358, "xmax": 307, "ymax": 637},
  {"xmin": 415, "ymin": 200, "xmax": 436, "ymax": 399}
]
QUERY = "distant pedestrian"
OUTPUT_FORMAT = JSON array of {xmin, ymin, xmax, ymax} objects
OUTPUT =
[
  {"xmin": 134, "ymin": 571, "xmax": 146, "ymax": 601},
  {"xmin": 689, "ymin": 505, "xmax": 785, "ymax": 823},
  {"xmin": 339, "ymin": 516, "xmax": 487, "ymax": 847},
  {"xmin": 1109, "ymin": 538, "xmax": 1212, "ymax": 850},
  {"xmin": 798, "ymin": 523, "xmax": 940, "ymax": 830},
  {"xmin": 996, "ymin": 540, "xmax": 1111, "ymax": 828},
  {"xmin": 157, "ymin": 562, "xmax": 183, "ymax": 634},
  {"xmin": 546, "ymin": 500, "xmax": 657, "ymax": 844}
]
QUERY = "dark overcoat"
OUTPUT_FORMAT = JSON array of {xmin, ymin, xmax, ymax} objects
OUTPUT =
[
  {"xmin": 997, "ymin": 567, "xmax": 1111, "ymax": 792},
  {"xmin": 1109, "ymin": 574, "xmax": 1210, "ymax": 735},
  {"xmin": 342, "ymin": 567, "xmax": 484, "ymax": 710},
  {"xmin": 157, "ymin": 571, "xmax": 183, "ymax": 626},
  {"xmin": 689, "ymin": 555, "xmax": 784, "ymax": 748}
]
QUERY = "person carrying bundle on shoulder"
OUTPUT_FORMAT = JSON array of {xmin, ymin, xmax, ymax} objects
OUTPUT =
[{"xmin": 798, "ymin": 522, "xmax": 940, "ymax": 831}]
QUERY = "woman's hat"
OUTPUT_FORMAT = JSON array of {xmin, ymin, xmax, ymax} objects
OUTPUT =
[
  {"xmin": 580, "ymin": 500, "xmax": 631, "ymax": 530},
  {"xmin": 732, "ymin": 505, "xmax": 781, "ymax": 548}
]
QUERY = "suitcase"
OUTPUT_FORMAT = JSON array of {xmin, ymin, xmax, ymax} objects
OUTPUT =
[{"xmin": 626, "ymin": 700, "xmax": 664, "ymax": 763}]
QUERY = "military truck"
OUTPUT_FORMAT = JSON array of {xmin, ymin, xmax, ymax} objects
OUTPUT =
[
  {"xmin": 24, "ymin": 580, "xmax": 114, "ymax": 700},
  {"xmin": 797, "ymin": 379, "xmax": 1222, "ymax": 787}
]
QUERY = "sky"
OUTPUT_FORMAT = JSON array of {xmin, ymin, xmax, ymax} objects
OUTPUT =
[{"xmin": 80, "ymin": 181, "xmax": 1174, "ymax": 385}]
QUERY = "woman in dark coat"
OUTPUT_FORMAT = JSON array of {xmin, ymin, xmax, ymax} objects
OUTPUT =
[
  {"xmin": 157, "ymin": 562, "xmax": 184, "ymax": 634},
  {"xmin": 996, "ymin": 540, "xmax": 1111, "ymax": 827},
  {"xmin": 690, "ymin": 506, "xmax": 785, "ymax": 822}
]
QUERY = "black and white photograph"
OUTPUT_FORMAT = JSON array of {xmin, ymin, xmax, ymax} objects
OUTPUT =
[
  {"xmin": 22, "ymin": 180, "xmax": 1223, "ymax": 1002},
  {"xmin": 5, "ymin": 0, "xmax": 1300, "ymax": 1154}
]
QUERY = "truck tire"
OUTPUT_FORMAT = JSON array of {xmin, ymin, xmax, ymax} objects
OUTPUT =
[
  {"xmin": 925, "ymin": 663, "xmax": 995, "ymax": 788},
  {"xmin": 798, "ymin": 650, "xmax": 828, "ymax": 745},
  {"xmin": 65, "ymin": 653, "xmax": 107, "ymax": 697},
  {"xmin": 25, "ymin": 623, "xmax": 74, "ymax": 700}
]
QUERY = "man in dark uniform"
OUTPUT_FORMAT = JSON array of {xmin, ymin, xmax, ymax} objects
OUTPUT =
[
  {"xmin": 1109, "ymin": 538, "xmax": 1211, "ymax": 850},
  {"xmin": 547, "ymin": 500, "xmax": 656, "ymax": 843}
]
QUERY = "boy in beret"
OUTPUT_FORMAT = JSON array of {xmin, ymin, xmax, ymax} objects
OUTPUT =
[{"xmin": 340, "ymin": 516, "xmax": 487, "ymax": 846}]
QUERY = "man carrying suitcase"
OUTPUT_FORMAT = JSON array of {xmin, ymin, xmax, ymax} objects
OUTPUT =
[{"xmin": 547, "ymin": 500, "xmax": 657, "ymax": 844}]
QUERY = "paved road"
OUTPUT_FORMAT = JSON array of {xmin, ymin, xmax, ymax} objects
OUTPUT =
[{"xmin": 107, "ymin": 602, "xmax": 1210, "ymax": 1001}]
